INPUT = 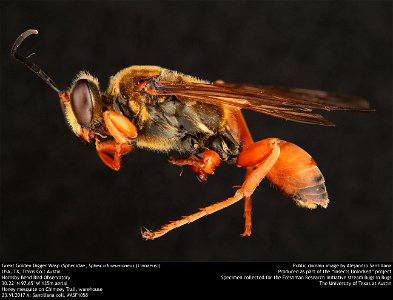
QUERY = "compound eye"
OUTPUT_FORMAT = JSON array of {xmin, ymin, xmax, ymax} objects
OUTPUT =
[{"xmin": 70, "ymin": 79, "xmax": 93, "ymax": 127}]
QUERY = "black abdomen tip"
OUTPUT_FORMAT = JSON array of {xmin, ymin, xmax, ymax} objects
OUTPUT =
[{"xmin": 293, "ymin": 182, "xmax": 329, "ymax": 209}]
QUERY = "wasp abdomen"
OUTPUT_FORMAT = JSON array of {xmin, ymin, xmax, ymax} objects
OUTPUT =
[
  {"xmin": 267, "ymin": 141, "xmax": 329, "ymax": 209},
  {"xmin": 292, "ymin": 171, "xmax": 329, "ymax": 208}
]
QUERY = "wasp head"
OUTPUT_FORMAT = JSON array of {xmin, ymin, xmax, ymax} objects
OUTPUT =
[
  {"xmin": 11, "ymin": 29, "xmax": 106, "ymax": 144},
  {"xmin": 60, "ymin": 72, "xmax": 104, "ymax": 144}
]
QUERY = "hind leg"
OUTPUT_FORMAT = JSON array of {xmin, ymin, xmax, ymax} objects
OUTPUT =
[
  {"xmin": 231, "ymin": 110, "xmax": 255, "ymax": 236},
  {"xmin": 142, "ymin": 138, "xmax": 280, "ymax": 240}
]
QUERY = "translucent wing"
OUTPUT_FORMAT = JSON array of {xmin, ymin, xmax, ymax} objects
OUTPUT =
[{"xmin": 145, "ymin": 80, "xmax": 372, "ymax": 126}]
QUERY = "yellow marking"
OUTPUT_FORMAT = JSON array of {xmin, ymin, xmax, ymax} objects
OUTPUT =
[
  {"xmin": 70, "ymin": 71, "xmax": 100, "ymax": 91},
  {"xmin": 63, "ymin": 100, "xmax": 82, "ymax": 135},
  {"xmin": 296, "ymin": 200, "xmax": 318, "ymax": 209},
  {"xmin": 134, "ymin": 135, "xmax": 174, "ymax": 152}
]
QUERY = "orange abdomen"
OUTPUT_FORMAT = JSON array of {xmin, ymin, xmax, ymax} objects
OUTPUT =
[{"xmin": 267, "ymin": 141, "xmax": 329, "ymax": 209}]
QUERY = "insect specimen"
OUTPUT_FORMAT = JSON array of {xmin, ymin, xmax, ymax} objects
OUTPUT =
[{"xmin": 11, "ymin": 29, "xmax": 373, "ymax": 239}]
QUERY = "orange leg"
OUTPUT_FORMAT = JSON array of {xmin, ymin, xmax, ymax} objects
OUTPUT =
[
  {"xmin": 99, "ymin": 111, "xmax": 137, "ymax": 170},
  {"xmin": 232, "ymin": 110, "xmax": 255, "ymax": 236},
  {"xmin": 142, "ymin": 138, "xmax": 280, "ymax": 240},
  {"xmin": 95, "ymin": 140, "xmax": 133, "ymax": 171},
  {"xmin": 169, "ymin": 149, "xmax": 220, "ymax": 182},
  {"xmin": 103, "ymin": 111, "xmax": 138, "ymax": 144}
]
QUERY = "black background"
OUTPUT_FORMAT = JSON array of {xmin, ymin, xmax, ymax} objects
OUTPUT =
[{"xmin": 1, "ymin": 1, "xmax": 391, "ymax": 262}]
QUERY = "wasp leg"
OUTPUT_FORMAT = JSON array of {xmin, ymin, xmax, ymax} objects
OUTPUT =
[
  {"xmin": 232, "ymin": 110, "xmax": 255, "ymax": 237},
  {"xmin": 103, "ymin": 111, "xmax": 138, "ymax": 144},
  {"xmin": 99, "ymin": 111, "xmax": 136, "ymax": 170},
  {"xmin": 142, "ymin": 138, "xmax": 280, "ymax": 240},
  {"xmin": 168, "ymin": 149, "xmax": 220, "ymax": 182},
  {"xmin": 95, "ymin": 140, "xmax": 133, "ymax": 171}
]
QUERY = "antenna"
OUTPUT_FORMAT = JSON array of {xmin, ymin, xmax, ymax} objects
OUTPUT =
[{"xmin": 11, "ymin": 29, "xmax": 60, "ymax": 93}]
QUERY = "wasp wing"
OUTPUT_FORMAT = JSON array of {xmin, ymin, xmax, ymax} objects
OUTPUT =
[{"xmin": 146, "ymin": 80, "xmax": 372, "ymax": 126}]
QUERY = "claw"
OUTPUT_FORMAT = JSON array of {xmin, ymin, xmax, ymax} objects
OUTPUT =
[{"xmin": 141, "ymin": 227, "xmax": 155, "ymax": 240}]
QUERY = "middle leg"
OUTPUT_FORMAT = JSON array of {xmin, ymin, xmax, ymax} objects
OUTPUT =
[{"xmin": 169, "ymin": 149, "xmax": 221, "ymax": 182}]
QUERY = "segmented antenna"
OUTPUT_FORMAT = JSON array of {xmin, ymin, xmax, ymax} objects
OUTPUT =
[{"xmin": 11, "ymin": 29, "xmax": 60, "ymax": 93}]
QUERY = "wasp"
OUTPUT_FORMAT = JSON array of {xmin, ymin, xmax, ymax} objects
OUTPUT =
[{"xmin": 11, "ymin": 29, "xmax": 373, "ymax": 239}]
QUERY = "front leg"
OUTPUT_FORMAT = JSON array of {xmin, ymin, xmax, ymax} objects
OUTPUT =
[
  {"xmin": 169, "ymin": 149, "xmax": 221, "ymax": 182},
  {"xmin": 103, "ymin": 111, "xmax": 138, "ymax": 144},
  {"xmin": 96, "ymin": 140, "xmax": 133, "ymax": 171},
  {"xmin": 96, "ymin": 111, "xmax": 138, "ymax": 171}
]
